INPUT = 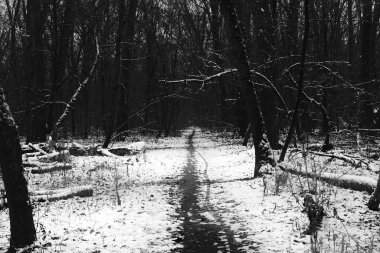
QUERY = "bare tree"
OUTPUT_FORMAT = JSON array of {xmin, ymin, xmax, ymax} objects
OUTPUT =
[
  {"xmin": 368, "ymin": 173, "xmax": 380, "ymax": 211},
  {"xmin": 0, "ymin": 87, "xmax": 36, "ymax": 248},
  {"xmin": 219, "ymin": 0, "xmax": 275, "ymax": 176}
]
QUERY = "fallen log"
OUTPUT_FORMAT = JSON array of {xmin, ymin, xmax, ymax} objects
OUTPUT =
[
  {"xmin": 37, "ymin": 150, "xmax": 70, "ymax": 163},
  {"xmin": 358, "ymin": 129, "xmax": 380, "ymax": 133},
  {"xmin": 68, "ymin": 143, "xmax": 98, "ymax": 156},
  {"xmin": 28, "ymin": 143, "xmax": 48, "ymax": 155},
  {"xmin": 31, "ymin": 185, "xmax": 93, "ymax": 202},
  {"xmin": 108, "ymin": 142, "xmax": 147, "ymax": 156},
  {"xmin": 24, "ymin": 163, "xmax": 72, "ymax": 174},
  {"xmin": 278, "ymin": 162, "xmax": 377, "ymax": 193},
  {"xmin": 23, "ymin": 152, "xmax": 42, "ymax": 158},
  {"xmin": 97, "ymin": 148, "xmax": 119, "ymax": 157},
  {"xmin": 22, "ymin": 144, "xmax": 35, "ymax": 154}
]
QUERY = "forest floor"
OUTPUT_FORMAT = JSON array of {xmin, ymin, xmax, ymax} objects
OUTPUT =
[{"xmin": 0, "ymin": 127, "xmax": 380, "ymax": 252}]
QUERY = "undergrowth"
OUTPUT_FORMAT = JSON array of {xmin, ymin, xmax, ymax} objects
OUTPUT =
[{"xmin": 267, "ymin": 139, "xmax": 377, "ymax": 253}]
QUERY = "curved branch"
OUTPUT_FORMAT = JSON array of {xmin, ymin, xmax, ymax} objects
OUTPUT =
[
  {"xmin": 50, "ymin": 38, "xmax": 99, "ymax": 139},
  {"xmin": 253, "ymin": 71, "xmax": 289, "ymax": 114}
]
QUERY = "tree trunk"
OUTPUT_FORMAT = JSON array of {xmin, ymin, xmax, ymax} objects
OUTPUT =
[
  {"xmin": 5, "ymin": 0, "xmax": 21, "ymax": 94},
  {"xmin": 219, "ymin": 0, "xmax": 275, "ymax": 177},
  {"xmin": 0, "ymin": 87, "xmax": 36, "ymax": 248},
  {"xmin": 210, "ymin": 0, "xmax": 228, "ymax": 122},
  {"xmin": 103, "ymin": 0, "xmax": 126, "ymax": 148},
  {"xmin": 359, "ymin": 0, "xmax": 374, "ymax": 128},
  {"xmin": 348, "ymin": 0, "xmax": 354, "ymax": 64},
  {"xmin": 252, "ymin": 0, "xmax": 280, "ymax": 148},
  {"xmin": 117, "ymin": 0, "xmax": 139, "ymax": 132},
  {"xmin": 367, "ymin": 172, "xmax": 380, "ymax": 211},
  {"xmin": 25, "ymin": 0, "xmax": 49, "ymax": 142},
  {"xmin": 279, "ymin": 0, "xmax": 310, "ymax": 162}
]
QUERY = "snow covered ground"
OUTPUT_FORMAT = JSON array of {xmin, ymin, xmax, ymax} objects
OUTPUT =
[{"xmin": 0, "ymin": 127, "xmax": 379, "ymax": 252}]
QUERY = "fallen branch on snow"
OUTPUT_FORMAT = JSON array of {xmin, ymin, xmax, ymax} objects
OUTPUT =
[
  {"xmin": 24, "ymin": 163, "xmax": 72, "ymax": 174},
  {"xmin": 307, "ymin": 150, "xmax": 369, "ymax": 166},
  {"xmin": 291, "ymin": 148, "xmax": 369, "ymax": 167},
  {"xmin": 98, "ymin": 142, "xmax": 147, "ymax": 157},
  {"xmin": 23, "ymin": 152, "xmax": 43, "ymax": 158},
  {"xmin": 37, "ymin": 150, "xmax": 70, "ymax": 163},
  {"xmin": 97, "ymin": 148, "xmax": 119, "ymax": 158},
  {"xmin": 31, "ymin": 185, "xmax": 93, "ymax": 202},
  {"xmin": 278, "ymin": 162, "xmax": 377, "ymax": 193},
  {"xmin": 28, "ymin": 143, "xmax": 48, "ymax": 155}
]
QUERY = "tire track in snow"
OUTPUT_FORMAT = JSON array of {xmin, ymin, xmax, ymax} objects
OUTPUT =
[{"xmin": 171, "ymin": 129, "xmax": 244, "ymax": 252}]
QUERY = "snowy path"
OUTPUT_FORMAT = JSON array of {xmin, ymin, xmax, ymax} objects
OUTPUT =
[{"xmin": 171, "ymin": 130, "xmax": 246, "ymax": 252}]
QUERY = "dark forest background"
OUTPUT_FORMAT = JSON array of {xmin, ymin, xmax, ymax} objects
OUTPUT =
[{"xmin": 0, "ymin": 0, "xmax": 379, "ymax": 146}]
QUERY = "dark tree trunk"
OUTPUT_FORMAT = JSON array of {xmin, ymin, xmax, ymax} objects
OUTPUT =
[
  {"xmin": 359, "ymin": 0, "xmax": 374, "ymax": 128},
  {"xmin": 0, "ymin": 87, "xmax": 36, "ymax": 248},
  {"xmin": 142, "ymin": 1, "xmax": 158, "ymax": 126},
  {"xmin": 117, "ymin": 0, "xmax": 139, "ymax": 132},
  {"xmin": 219, "ymin": 0, "xmax": 275, "ymax": 176},
  {"xmin": 210, "ymin": 0, "xmax": 228, "ymax": 122},
  {"xmin": 279, "ymin": 0, "xmax": 310, "ymax": 162},
  {"xmin": 5, "ymin": 0, "xmax": 21, "ymax": 94},
  {"xmin": 367, "ymin": 172, "xmax": 380, "ymax": 211},
  {"xmin": 25, "ymin": 0, "xmax": 49, "ymax": 142},
  {"xmin": 284, "ymin": 0, "xmax": 300, "ymax": 55},
  {"xmin": 348, "ymin": 0, "xmax": 354, "ymax": 64},
  {"xmin": 103, "ymin": 0, "xmax": 126, "ymax": 148},
  {"xmin": 253, "ymin": 0, "xmax": 280, "ymax": 148},
  {"xmin": 371, "ymin": 0, "xmax": 380, "ymax": 81}
]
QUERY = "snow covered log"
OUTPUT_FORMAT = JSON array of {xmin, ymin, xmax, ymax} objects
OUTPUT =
[
  {"xmin": 21, "ymin": 144, "xmax": 35, "ymax": 154},
  {"xmin": 31, "ymin": 185, "xmax": 93, "ymax": 202},
  {"xmin": 67, "ymin": 143, "xmax": 98, "ymax": 156},
  {"xmin": 278, "ymin": 162, "xmax": 377, "ymax": 193},
  {"xmin": 37, "ymin": 150, "xmax": 70, "ymax": 163},
  {"xmin": 23, "ymin": 152, "xmax": 42, "ymax": 158},
  {"xmin": 24, "ymin": 163, "xmax": 72, "ymax": 174},
  {"xmin": 97, "ymin": 148, "xmax": 119, "ymax": 157},
  {"xmin": 98, "ymin": 142, "xmax": 146, "ymax": 157},
  {"xmin": 358, "ymin": 128, "xmax": 380, "ymax": 133},
  {"xmin": 49, "ymin": 142, "xmax": 98, "ymax": 156},
  {"xmin": 109, "ymin": 141, "xmax": 147, "ymax": 156},
  {"xmin": 27, "ymin": 143, "xmax": 48, "ymax": 155}
]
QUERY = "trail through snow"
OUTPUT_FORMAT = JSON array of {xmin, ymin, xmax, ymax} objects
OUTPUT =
[{"xmin": 171, "ymin": 129, "xmax": 249, "ymax": 252}]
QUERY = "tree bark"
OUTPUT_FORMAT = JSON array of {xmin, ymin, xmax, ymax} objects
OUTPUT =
[
  {"xmin": 367, "ymin": 172, "xmax": 380, "ymax": 211},
  {"xmin": 210, "ymin": 0, "xmax": 228, "ymax": 122},
  {"xmin": 348, "ymin": 0, "xmax": 354, "ymax": 64},
  {"xmin": 219, "ymin": 0, "xmax": 275, "ymax": 176},
  {"xmin": 0, "ymin": 87, "xmax": 36, "ymax": 248},
  {"xmin": 117, "ymin": 0, "xmax": 139, "ymax": 131},
  {"xmin": 253, "ymin": 0, "xmax": 280, "ymax": 148},
  {"xmin": 25, "ymin": 0, "xmax": 49, "ymax": 142},
  {"xmin": 103, "ymin": 0, "xmax": 126, "ymax": 148},
  {"xmin": 359, "ymin": 0, "xmax": 374, "ymax": 128}
]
